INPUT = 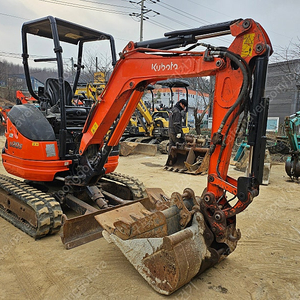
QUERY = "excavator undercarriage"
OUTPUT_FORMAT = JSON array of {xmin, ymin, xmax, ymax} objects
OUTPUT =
[{"xmin": 0, "ymin": 171, "xmax": 147, "ymax": 248}]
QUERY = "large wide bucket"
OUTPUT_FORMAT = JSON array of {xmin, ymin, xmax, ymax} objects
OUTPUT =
[{"xmin": 94, "ymin": 189, "xmax": 234, "ymax": 295}]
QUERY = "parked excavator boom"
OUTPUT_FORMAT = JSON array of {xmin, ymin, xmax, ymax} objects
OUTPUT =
[
  {"xmin": 84, "ymin": 18, "xmax": 271, "ymax": 294},
  {"xmin": 285, "ymin": 111, "xmax": 300, "ymax": 179}
]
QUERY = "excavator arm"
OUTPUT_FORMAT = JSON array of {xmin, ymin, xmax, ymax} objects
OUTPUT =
[
  {"xmin": 72, "ymin": 19, "xmax": 271, "ymax": 187},
  {"xmin": 70, "ymin": 18, "xmax": 271, "ymax": 294}
]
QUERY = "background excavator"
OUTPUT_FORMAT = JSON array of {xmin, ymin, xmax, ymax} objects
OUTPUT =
[
  {"xmin": 0, "ymin": 90, "xmax": 38, "ymax": 125},
  {"xmin": 121, "ymin": 79, "xmax": 190, "ymax": 155},
  {"xmin": 284, "ymin": 110, "xmax": 300, "ymax": 179},
  {"xmin": 121, "ymin": 78, "xmax": 210, "ymax": 174},
  {"xmin": 0, "ymin": 16, "xmax": 272, "ymax": 295}
]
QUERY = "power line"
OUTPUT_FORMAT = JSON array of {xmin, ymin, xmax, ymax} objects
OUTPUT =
[
  {"xmin": 159, "ymin": 13, "xmax": 195, "ymax": 29},
  {"xmin": 147, "ymin": 19, "xmax": 173, "ymax": 31},
  {"xmin": 1, "ymin": 0, "xmax": 284, "ymax": 53},
  {"xmin": 0, "ymin": 12, "xmax": 29, "ymax": 20},
  {"xmin": 79, "ymin": 0, "xmax": 133, "ymax": 10},
  {"xmin": 156, "ymin": 1, "xmax": 209, "ymax": 26},
  {"xmin": 41, "ymin": 0, "xmax": 169, "ymax": 36},
  {"xmin": 39, "ymin": 0, "xmax": 132, "ymax": 15},
  {"xmin": 0, "ymin": 51, "xmax": 73, "ymax": 65},
  {"xmin": 156, "ymin": 2, "xmax": 232, "ymax": 44},
  {"xmin": 185, "ymin": 0, "xmax": 233, "ymax": 18}
]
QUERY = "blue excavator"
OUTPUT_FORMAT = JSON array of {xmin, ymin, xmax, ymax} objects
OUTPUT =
[{"xmin": 285, "ymin": 111, "xmax": 300, "ymax": 179}]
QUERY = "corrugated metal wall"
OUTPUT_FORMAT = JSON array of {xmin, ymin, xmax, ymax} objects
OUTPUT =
[{"xmin": 266, "ymin": 59, "xmax": 300, "ymax": 130}]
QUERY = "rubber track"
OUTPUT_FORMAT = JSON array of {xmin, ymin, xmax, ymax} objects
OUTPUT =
[
  {"xmin": 267, "ymin": 140, "xmax": 290, "ymax": 154},
  {"xmin": 0, "ymin": 174, "xmax": 62, "ymax": 239},
  {"xmin": 102, "ymin": 172, "xmax": 147, "ymax": 199}
]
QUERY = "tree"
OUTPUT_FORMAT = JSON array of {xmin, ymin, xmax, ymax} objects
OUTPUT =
[
  {"xmin": 79, "ymin": 50, "xmax": 113, "ymax": 84},
  {"xmin": 187, "ymin": 76, "xmax": 215, "ymax": 134}
]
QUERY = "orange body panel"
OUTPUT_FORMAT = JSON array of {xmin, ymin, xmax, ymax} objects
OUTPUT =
[
  {"xmin": 2, "ymin": 153, "xmax": 118, "ymax": 181},
  {"xmin": 5, "ymin": 119, "xmax": 60, "ymax": 161},
  {"xmin": 104, "ymin": 155, "xmax": 119, "ymax": 174},
  {"xmin": 2, "ymin": 153, "xmax": 72, "ymax": 181},
  {"xmin": 3, "ymin": 119, "xmax": 119, "ymax": 181}
]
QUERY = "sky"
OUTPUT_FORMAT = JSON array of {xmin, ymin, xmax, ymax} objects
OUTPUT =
[{"xmin": 0, "ymin": 0, "xmax": 299, "ymax": 66}]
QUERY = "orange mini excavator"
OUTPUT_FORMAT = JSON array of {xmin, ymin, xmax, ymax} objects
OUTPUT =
[{"xmin": 0, "ymin": 16, "xmax": 272, "ymax": 294}]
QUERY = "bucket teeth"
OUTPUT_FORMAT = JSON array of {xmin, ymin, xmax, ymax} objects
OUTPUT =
[{"xmin": 95, "ymin": 202, "xmax": 168, "ymax": 240}]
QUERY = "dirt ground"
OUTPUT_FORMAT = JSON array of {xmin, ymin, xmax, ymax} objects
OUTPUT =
[{"xmin": 0, "ymin": 145, "xmax": 299, "ymax": 300}]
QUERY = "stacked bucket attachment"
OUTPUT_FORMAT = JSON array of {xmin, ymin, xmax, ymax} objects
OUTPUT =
[
  {"xmin": 165, "ymin": 135, "xmax": 210, "ymax": 174},
  {"xmin": 95, "ymin": 188, "xmax": 240, "ymax": 295}
]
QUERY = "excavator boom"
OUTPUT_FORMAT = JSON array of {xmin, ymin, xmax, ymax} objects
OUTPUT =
[{"xmin": 79, "ymin": 19, "xmax": 271, "ymax": 294}]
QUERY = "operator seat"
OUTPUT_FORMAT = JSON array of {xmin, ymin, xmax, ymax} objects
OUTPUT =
[
  {"xmin": 44, "ymin": 78, "xmax": 73, "ymax": 106},
  {"xmin": 44, "ymin": 78, "xmax": 88, "ymax": 128}
]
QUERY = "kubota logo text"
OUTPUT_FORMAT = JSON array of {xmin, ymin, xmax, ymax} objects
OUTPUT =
[{"xmin": 151, "ymin": 62, "xmax": 178, "ymax": 72}]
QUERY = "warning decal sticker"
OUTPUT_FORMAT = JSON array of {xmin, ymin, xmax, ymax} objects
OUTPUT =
[
  {"xmin": 241, "ymin": 33, "xmax": 255, "ymax": 58},
  {"xmin": 91, "ymin": 122, "xmax": 99, "ymax": 135}
]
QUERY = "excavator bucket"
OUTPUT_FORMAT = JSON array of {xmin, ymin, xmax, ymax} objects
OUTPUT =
[
  {"xmin": 165, "ymin": 136, "xmax": 210, "ymax": 174},
  {"xmin": 95, "ymin": 188, "xmax": 239, "ymax": 295}
]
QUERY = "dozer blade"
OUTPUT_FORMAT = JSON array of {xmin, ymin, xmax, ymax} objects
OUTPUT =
[
  {"xmin": 120, "ymin": 141, "xmax": 157, "ymax": 156},
  {"xmin": 60, "ymin": 188, "xmax": 168, "ymax": 249},
  {"xmin": 61, "ymin": 211, "xmax": 103, "ymax": 250},
  {"xmin": 95, "ymin": 189, "xmax": 226, "ymax": 295},
  {"xmin": 165, "ymin": 145, "xmax": 210, "ymax": 174}
]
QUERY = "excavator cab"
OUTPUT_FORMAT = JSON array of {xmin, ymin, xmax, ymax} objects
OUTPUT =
[
  {"xmin": 0, "ymin": 16, "xmax": 148, "ymax": 248},
  {"xmin": 21, "ymin": 17, "xmax": 117, "ymax": 147}
]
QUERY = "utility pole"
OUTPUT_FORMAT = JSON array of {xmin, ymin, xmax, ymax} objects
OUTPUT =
[
  {"xmin": 139, "ymin": 0, "xmax": 145, "ymax": 42},
  {"xmin": 129, "ymin": 0, "xmax": 160, "ymax": 42},
  {"xmin": 70, "ymin": 57, "xmax": 74, "ymax": 82}
]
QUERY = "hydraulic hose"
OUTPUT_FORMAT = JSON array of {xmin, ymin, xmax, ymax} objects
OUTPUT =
[
  {"xmin": 215, "ymin": 50, "xmax": 251, "ymax": 135},
  {"xmin": 209, "ymin": 48, "xmax": 252, "ymax": 178}
]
